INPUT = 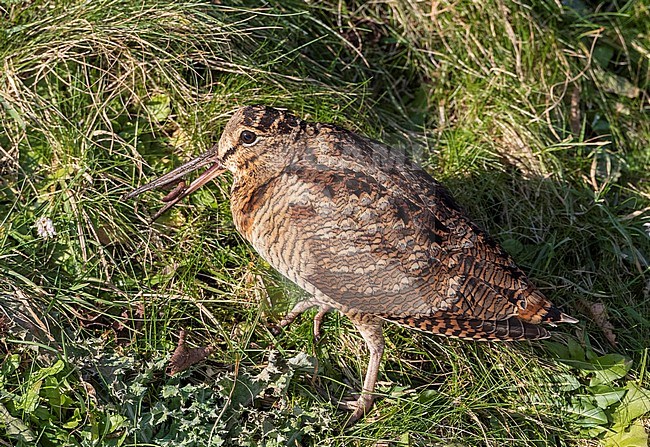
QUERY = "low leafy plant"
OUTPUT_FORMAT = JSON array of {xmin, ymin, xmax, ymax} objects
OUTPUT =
[
  {"xmin": 546, "ymin": 340, "xmax": 650, "ymax": 446},
  {"xmin": 0, "ymin": 353, "xmax": 128, "ymax": 446}
]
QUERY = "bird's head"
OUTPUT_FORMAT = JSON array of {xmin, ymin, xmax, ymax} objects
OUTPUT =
[
  {"xmin": 217, "ymin": 105, "xmax": 306, "ymax": 174},
  {"xmin": 122, "ymin": 105, "xmax": 306, "ymax": 220}
]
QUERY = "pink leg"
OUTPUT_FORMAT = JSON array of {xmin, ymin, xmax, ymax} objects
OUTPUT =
[
  {"xmin": 339, "ymin": 316, "xmax": 385, "ymax": 424},
  {"xmin": 312, "ymin": 305, "xmax": 331, "ymax": 340},
  {"xmin": 276, "ymin": 299, "xmax": 332, "ymax": 340}
]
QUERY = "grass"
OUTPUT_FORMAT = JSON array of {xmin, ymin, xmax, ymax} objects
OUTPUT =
[{"xmin": 1, "ymin": 0, "xmax": 649, "ymax": 445}]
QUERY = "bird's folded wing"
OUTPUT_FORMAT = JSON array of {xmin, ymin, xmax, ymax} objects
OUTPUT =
[{"xmin": 271, "ymin": 161, "xmax": 556, "ymax": 324}]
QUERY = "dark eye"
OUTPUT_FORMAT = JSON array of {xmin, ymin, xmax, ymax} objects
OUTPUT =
[{"xmin": 240, "ymin": 130, "xmax": 257, "ymax": 145}]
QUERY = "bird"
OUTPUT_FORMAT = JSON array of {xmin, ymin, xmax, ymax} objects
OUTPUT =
[{"xmin": 123, "ymin": 105, "xmax": 577, "ymax": 423}]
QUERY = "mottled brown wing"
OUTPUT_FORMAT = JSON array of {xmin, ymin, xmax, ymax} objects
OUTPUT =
[{"xmin": 264, "ymin": 158, "xmax": 559, "ymax": 326}]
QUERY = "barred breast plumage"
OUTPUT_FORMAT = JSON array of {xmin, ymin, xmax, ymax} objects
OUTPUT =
[{"xmin": 124, "ymin": 105, "xmax": 577, "ymax": 423}]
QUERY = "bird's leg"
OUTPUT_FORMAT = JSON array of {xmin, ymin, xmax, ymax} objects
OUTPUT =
[
  {"xmin": 339, "ymin": 316, "xmax": 384, "ymax": 425},
  {"xmin": 276, "ymin": 299, "xmax": 332, "ymax": 339},
  {"xmin": 312, "ymin": 305, "xmax": 331, "ymax": 341},
  {"xmin": 279, "ymin": 299, "xmax": 318, "ymax": 327}
]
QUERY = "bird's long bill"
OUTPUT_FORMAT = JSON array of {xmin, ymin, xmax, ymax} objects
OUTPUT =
[{"xmin": 122, "ymin": 146, "xmax": 226, "ymax": 221}]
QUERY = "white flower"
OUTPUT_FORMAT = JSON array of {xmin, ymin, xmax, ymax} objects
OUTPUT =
[{"xmin": 35, "ymin": 216, "xmax": 57, "ymax": 239}]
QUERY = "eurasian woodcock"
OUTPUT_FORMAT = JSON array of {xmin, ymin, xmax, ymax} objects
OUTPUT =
[{"xmin": 124, "ymin": 105, "xmax": 578, "ymax": 423}]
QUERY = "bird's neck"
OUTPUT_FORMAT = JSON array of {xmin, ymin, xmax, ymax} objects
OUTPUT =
[{"xmin": 229, "ymin": 166, "xmax": 283, "ymax": 240}]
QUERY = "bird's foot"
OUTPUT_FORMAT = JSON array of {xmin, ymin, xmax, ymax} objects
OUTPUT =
[
  {"xmin": 338, "ymin": 393, "xmax": 375, "ymax": 426},
  {"xmin": 271, "ymin": 300, "xmax": 332, "ymax": 340}
]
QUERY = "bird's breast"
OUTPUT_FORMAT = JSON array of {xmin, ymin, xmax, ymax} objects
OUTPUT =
[{"xmin": 229, "ymin": 174, "xmax": 320, "ymax": 290}]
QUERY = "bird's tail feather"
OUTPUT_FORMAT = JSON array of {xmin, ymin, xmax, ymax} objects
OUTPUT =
[
  {"xmin": 385, "ymin": 314, "xmax": 551, "ymax": 341},
  {"xmin": 517, "ymin": 289, "xmax": 579, "ymax": 325}
]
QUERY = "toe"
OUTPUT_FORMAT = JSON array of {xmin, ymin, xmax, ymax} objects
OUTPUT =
[
  {"xmin": 313, "ymin": 305, "xmax": 332, "ymax": 341},
  {"xmin": 338, "ymin": 394, "xmax": 374, "ymax": 425}
]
